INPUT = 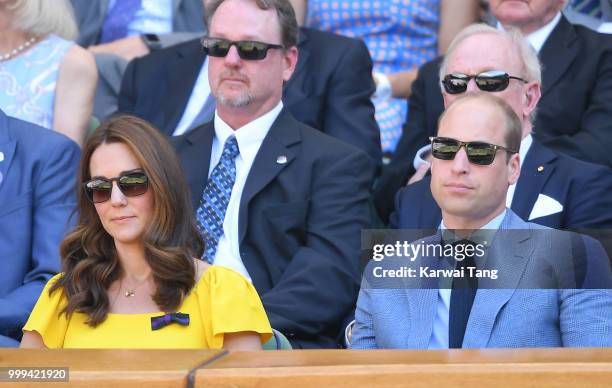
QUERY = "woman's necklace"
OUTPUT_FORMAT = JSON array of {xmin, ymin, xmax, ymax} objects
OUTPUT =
[
  {"xmin": 122, "ymin": 276, "xmax": 150, "ymax": 298},
  {"xmin": 0, "ymin": 35, "xmax": 38, "ymax": 62}
]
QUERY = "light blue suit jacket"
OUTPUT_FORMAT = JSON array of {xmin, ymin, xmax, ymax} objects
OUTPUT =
[
  {"xmin": 351, "ymin": 210, "xmax": 612, "ymax": 349},
  {"xmin": 0, "ymin": 110, "xmax": 80, "ymax": 347}
]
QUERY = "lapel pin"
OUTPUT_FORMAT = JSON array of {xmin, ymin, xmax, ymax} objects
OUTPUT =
[
  {"xmin": 276, "ymin": 155, "xmax": 287, "ymax": 165},
  {"xmin": 0, "ymin": 151, "xmax": 4, "ymax": 162},
  {"xmin": 537, "ymin": 166, "xmax": 544, "ymax": 172}
]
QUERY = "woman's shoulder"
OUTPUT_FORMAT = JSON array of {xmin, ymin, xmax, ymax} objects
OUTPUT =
[
  {"xmin": 58, "ymin": 43, "xmax": 97, "ymax": 80},
  {"xmin": 193, "ymin": 261, "xmax": 252, "ymax": 290}
]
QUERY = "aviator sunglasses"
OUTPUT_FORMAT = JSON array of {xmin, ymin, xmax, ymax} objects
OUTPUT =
[
  {"xmin": 430, "ymin": 136, "xmax": 518, "ymax": 165},
  {"xmin": 83, "ymin": 170, "xmax": 149, "ymax": 203},
  {"xmin": 442, "ymin": 70, "xmax": 528, "ymax": 94},
  {"xmin": 201, "ymin": 36, "xmax": 284, "ymax": 60}
]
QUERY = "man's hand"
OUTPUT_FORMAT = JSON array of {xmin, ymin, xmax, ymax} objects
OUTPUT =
[{"xmin": 88, "ymin": 36, "xmax": 149, "ymax": 61}]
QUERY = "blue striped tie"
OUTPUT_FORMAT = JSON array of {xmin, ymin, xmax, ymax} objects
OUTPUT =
[
  {"xmin": 196, "ymin": 136, "xmax": 239, "ymax": 263},
  {"xmin": 570, "ymin": 0, "xmax": 603, "ymax": 18}
]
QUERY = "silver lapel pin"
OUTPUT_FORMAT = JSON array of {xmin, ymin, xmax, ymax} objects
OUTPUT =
[{"xmin": 276, "ymin": 155, "xmax": 287, "ymax": 165}]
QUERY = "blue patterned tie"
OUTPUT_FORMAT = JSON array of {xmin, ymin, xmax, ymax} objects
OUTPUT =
[
  {"xmin": 570, "ymin": 0, "xmax": 603, "ymax": 18},
  {"xmin": 100, "ymin": 0, "xmax": 143, "ymax": 43},
  {"xmin": 196, "ymin": 136, "xmax": 239, "ymax": 263}
]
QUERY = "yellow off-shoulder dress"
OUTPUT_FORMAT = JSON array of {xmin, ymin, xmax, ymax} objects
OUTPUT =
[{"xmin": 23, "ymin": 266, "xmax": 272, "ymax": 348}]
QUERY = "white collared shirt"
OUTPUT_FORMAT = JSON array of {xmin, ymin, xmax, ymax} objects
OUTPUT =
[
  {"xmin": 173, "ymin": 58, "xmax": 210, "ymax": 136},
  {"xmin": 498, "ymin": 12, "xmax": 562, "ymax": 53},
  {"xmin": 506, "ymin": 134, "xmax": 533, "ymax": 207},
  {"xmin": 209, "ymin": 102, "xmax": 284, "ymax": 280}
]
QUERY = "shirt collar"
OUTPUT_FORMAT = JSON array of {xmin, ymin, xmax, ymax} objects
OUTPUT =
[
  {"xmin": 440, "ymin": 209, "xmax": 507, "ymax": 247},
  {"xmin": 213, "ymin": 101, "xmax": 284, "ymax": 162},
  {"xmin": 519, "ymin": 133, "xmax": 533, "ymax": 165},
  {"xmin": 497, "ymin": 12, "xmax": 562, "ymax": 53}
]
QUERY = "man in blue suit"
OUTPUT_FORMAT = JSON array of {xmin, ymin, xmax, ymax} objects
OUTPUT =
[
  {"xmin": 389, "ymin": 24, "xmax": 612, "ymax": 230},
  {"xmin": 351, "ymin": 93, "xmax": 612, "ymax": 349},
  {"xmin": 0, "ymin": 110, "xmax": 80, "ymax": 347}
]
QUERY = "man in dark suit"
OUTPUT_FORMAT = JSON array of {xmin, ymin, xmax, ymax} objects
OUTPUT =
[
  {"xmin": 387, "ymin": 24, "xmax": 612, "ymax": 231},
  {"xmin": 118, "ymin": 26, "xmax": 381, "ymax": 169},
  {"xmin": 375, "ymin": 0, "xmax": 612, "ymax": 221},
  {"xmin": 173, "ymin": 0, "xmax": 374, "ymax": 349},
  {"xmin": 0, "ymin": 110, "xmax": 80, "ymax": 347}
]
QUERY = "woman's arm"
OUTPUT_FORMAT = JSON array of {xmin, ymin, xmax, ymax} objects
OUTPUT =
[
  {"xmin": 438, "ymin": 0, "xmax": 479, "ymax": 54},
  {"xmin": 20, "ymin": 331, "xmax": 48, "ymax": 349},
  {"xmin": 224, "ymin": 331, "xmax": 263, "ymax": 351},
  {"xmin": 289, "ymin": 0, "xmax": 307, "ymax": 26},
  {"xmin": 53, "ymin": 45, "xmax": 98, "ymax": 146}
]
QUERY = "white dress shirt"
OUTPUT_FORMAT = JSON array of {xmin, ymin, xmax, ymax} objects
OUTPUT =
[
  {"xmin": 173, "ymin": 58, "xmax": 210, "ymax": 136},
  {"xmin": 209, "ymin": 102, "xmax": 284, "ymax": 280}
]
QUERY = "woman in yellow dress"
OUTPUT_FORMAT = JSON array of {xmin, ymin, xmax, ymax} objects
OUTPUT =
[{"xmin": 20, "ymin": 115, "xmax": 272, "ymax": 350}]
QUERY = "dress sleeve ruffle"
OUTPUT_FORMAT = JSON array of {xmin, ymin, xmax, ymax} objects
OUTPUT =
[{"xmin": 22, "ymin": 273, "xmax": 69, "ymax": 348}]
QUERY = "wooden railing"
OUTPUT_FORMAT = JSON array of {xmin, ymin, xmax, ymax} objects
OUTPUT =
[{"xmin": 1, "ymin": 348, "xmax": 611, "ymax": 387}]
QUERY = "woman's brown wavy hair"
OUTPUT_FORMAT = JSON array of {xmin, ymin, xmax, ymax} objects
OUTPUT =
[{"xmin": 50, "ymin": 115, "xmax": 204, "ymax": 326}]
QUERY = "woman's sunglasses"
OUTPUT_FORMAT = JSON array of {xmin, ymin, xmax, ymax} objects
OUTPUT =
[
  {"xmin": 201, "ymin": 36, "xmax": 284, "ymax": 60},
  {"xmin": 441, "ymin": 70, "xmax": 528, "ymax": 94},
  {"xmin": 430, "ymin": 136, "xmax": 518, "ymax": 165},
  {"xmin": 83, "ymin": 171, "xmax": 149, "ymax": 203}
]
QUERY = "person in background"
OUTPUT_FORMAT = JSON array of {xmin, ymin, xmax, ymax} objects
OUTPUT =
[
  {"xmin": 0, "ymin": 0, "xmax": 97, "ymax": 146},
  {"xmin": 291, "ymin": 0, "xmax": 479, "ymax": 155},
  {"xmin": 0, "ymin": 108, "xmax": 80, "ymax": 347},
  {"xmin": 21, "ymin": 115, "xmax": 272, "ymax": 350},
  {"xmin": 375, "ymin": 0, "xmax": 612, "ymax": 221},
  {"xmin": 70, "ymin": 0, "xmax": 206, "ymax": 118},
  {"xmin": 174, "ymin": 0, "xmax": 374, "ymax": 348}
]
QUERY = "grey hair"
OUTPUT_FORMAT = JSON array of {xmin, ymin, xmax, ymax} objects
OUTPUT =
[
  {"xmin": 439, "ymin": 23, "xmax": 541, "ymax": 122},
  {"xmin": 9, "ymin": 0, "xmax": 78, "ymax": 41},
  {"xmin": 439, "ymin": 23, "xmax": 541, "ymax": 86}
]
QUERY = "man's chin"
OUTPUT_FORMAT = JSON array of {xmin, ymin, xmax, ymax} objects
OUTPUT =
[{"xmin": 218, "ymin": 93, "xmax": 252, "ymax": 108}]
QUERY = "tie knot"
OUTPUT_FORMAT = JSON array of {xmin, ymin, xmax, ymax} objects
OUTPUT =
[{"xmin": 222, "ymin": 136, "xmax": 240, "ymax": 160}]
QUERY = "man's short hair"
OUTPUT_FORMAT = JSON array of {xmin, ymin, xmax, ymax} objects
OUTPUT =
[
  {"xmin": 439, "ymin": 23, "xmax": 542, "ymax": 86},
  {"xmin": 440, "ymin": 92, "xmax": 523, "ymax": 157},
  {"xmin": 205, "ymin": 0, "xmax": 299, "ymax": 49}
]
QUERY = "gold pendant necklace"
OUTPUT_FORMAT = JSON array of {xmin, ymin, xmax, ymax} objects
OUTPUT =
[{"xmin": 122, "ymin": 276, "xmax": 150, "ymax": 298}]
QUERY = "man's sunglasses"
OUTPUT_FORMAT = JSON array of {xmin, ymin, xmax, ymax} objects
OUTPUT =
[
  {"xmin": 83, "ymin": 171, "xmax": 149, "ymax": 203},
  {"xmin": 430, "ymin": 136, "xmax": 518, "ymax": 165},
  {"xmin": 441, "ymin": 70, "xmax": 528, "ymax": 94},
  {"xmin": 201, "ymin": 37, "xmax": 284, "ymax": 60}
]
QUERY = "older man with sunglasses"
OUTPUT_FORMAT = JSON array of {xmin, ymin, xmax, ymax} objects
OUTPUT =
[
  {"xmin": 375, "ymin": 0, "xmax": 612, "ymax": 223},
  {"xmin": 173, "ymin": 0, "xmax": 374, "ymax": 349},
  {"xmin": 384, "ymin": 24, "xmax": 612, "ymax": 232},
  {"xmin": 351, "ymin": 92, "xmax": 612, "ymax": 349}
]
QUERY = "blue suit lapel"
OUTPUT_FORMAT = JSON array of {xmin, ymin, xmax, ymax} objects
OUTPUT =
[
  {"xmin": 238, "ymin": 109, "xmax": 300, "ymax": 244},
  {"xmin": 511, "ymin": 141, "xmax": 556, "ymax": 220},
  {"xmin": 183, "ymin": 122, "xmax": 214, "ymax": 210},
  {"xmin": 463, "ymin": 211, "xmax": 534, "ymax": 348},
  {"xmin": 283, "ymin": 28, "xmax": 310, "ymax": 107}
]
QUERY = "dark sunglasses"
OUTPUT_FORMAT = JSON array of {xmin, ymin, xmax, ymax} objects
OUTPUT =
[
  {"xmin": 83, "ymin": 170, "xmax": 149, "ymax": 203},
  {"xmin": 201, "ymin": 36, "xmax": 284, "ymax": 60},
  {"xmin": 430, "ymin": 136, "xmax": 518, "ymax": 165},
  {"xmin": 441, "ymin": 70, "xmax": 528, "ymax": 94}
]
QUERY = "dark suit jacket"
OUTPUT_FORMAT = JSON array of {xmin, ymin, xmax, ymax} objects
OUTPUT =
[
  {"xmin": 70, "ymin": 0, "xmax": 205, "ymax": 47},
  {"xmin": 375, "ymin": 14, "xmax": 612, "ymax": 222},
  {"xmin": 118, "ymin": 27, "xmax": 382, "ymax": 171},
  {"xmin": 0, "ymin": 110, "xmax": 80, "ymax": 346},
  {"xmin": 173, "ymin": 109, "xmax": 375, "ymax": 348},
  {"xmin": 390, "ymin": 141, "xmax": 612, "ymax": 230}
]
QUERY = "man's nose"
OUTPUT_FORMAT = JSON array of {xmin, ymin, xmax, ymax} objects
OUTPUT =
[{"xmin": 224, "ymin": 44, "xmax": 242, "ymax": 66}]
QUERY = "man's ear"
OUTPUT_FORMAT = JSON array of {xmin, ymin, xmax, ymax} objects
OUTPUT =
[
  {"xmin": 282, "ymin": 46, "xmax": 299, "ymax": 82},
  {"xmin": 523, "ymin": 81, "xmax": 541, "ymax": 119},
  {"xmin": 508, "ymin": 152, "xmax": 521, "ymax": 186}
]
